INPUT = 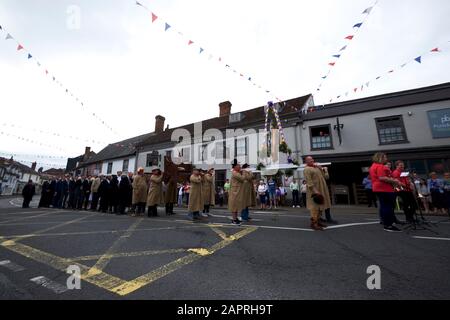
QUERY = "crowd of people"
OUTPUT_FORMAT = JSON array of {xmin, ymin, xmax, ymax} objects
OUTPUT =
[{"xmin": 368, "ymin": 152, "xmax": 450, "ymax": 232}]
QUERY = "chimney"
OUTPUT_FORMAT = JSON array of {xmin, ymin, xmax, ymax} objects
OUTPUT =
[
  {"xmin": 155, "ymin": 115, "xmax": 166, "ymax": 133},
  {"xmin": 219, "ymin": 101, "xmax": 232, "ymax": 117},
  {"xmin": 84, "ymin": 146, "xmax": 91, "ymax": 161},
  {"xmin": 31, "ymin": 162, "xmax": 37, "ymax": 171}
]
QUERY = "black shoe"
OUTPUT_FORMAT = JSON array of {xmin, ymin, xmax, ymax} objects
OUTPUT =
[
  {"xmin": 383, "ymin": 225, "xmax": 402, "ymax": 232},
  {"xmin": 231, "ymin": 219, "xmax": 241, "ymax": 225}
]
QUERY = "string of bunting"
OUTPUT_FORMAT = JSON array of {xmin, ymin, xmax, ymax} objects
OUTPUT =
[
  {"xmin": 1, "ymin": 123, "xmax": 108, "ymax": 146},
  {"xmin": 316, "ymin": 1, "xmax": 378, "ymax": 94},
  {"xmin": 325, "ymin": 44, "xmax": 446, "ymax": 104},
  {"xmin": 0, "ymin": 130, "xmax": 68, "ymax": 153},
  {"xmin": 7, "ymin": 158, "xmax": 67, "ymax": 169},
  {"xmin": 134, "ymin": 1, "xmax": 290, "ymax": 107},
  {"xmin": 0, "ymin": 24, "xmax": 120, "ymax": 137},
  {"xmin": 0, "ymin": 150, "xmax": 66, "ymax": 160}
]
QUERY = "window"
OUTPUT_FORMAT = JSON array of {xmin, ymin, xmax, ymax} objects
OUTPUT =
[
  {"xmin": 236, "ymin": 137, "xmax": 247, "ymax": 156},
  {"xmin": 165, "ymin": 150, "xmax": 172, "ymax": 160},
  {"xmin": 198, "ymin": 144, "xmax": 208, "ymax": 161},
  {"xmin": 122, "ymin": 159, "xmax": 129, "ymax": 172},
  {"xmin": 146, "ymin": 151, "xmax": 160, "ymax": 167},
  {"xmin": 107, "ymin": 162, "xmax": 113, "ymax": 174},
  {"xmin": 310, "ymin": 125, "xmax": 333, "ymax": 150},
  {"xmin": 375, "ymin": 116, "xmax": 408, "ymax": 145},
  {"xmin": 181, "ymin": 147, "xmax": 191, "ymax": 162}
]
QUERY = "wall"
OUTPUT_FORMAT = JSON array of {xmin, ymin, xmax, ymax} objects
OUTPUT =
[{"xmin": 101, "ymin": 156, "xmax": 136, "ymax": 175}]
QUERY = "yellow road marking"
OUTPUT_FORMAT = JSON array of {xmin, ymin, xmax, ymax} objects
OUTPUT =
[
  {"xmin": 3, "ymin": 225, "xmax": 207, "ymax": 239},
  {"xmin": 209, "ymin": 227, "xmax": 229, "ymax": 240},
  {"xmin": 110, "ymin": 226, "xmax": 257, "ymax": 296},
  {"xmin": 188, "ymin": 248, "xmax": 212, "ymax": 256},
  {"xmin": 0, "ymin": 236, "xmax": 127, "ymax": 291},
  {"xmin": 69, "ymin": 248, "xmax": 188, "ymax": 262},
  {"xmin": 87, "ymin": 219, "xmax": 143, "ymax": 274}
]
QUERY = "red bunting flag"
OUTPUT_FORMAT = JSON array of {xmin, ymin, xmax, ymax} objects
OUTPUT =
[
  {"xmin": 151, "ymin": 13, "xmax": 158, "ymax": 23},
  {"xmin": 328, "ymin": 62, "xmax": 336, "ymax": 66},
  {"xmin": 431, "ymin": 47, "xmax": 440, "ymax": 52},
  {"xmin": 345, "ymin": 35, "xmax": 354, "ymax": 40},
  {"xmin": 353, "ymin": 88, "xmax": 358, "ymax": 93},
  {"xmin": 17, "ymin": 44, "xmax": 24, "ymax": 51},
  {"xmin": 188, "ymin": 40, "xmax": 194, "ymax": 45}
]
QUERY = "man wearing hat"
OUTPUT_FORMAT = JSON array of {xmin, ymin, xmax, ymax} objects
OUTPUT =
[
  {"xmin": 202, "ymin": 168, "xmax": 215, "ymax": 217},
  {"xmin": 188, "ymin": 168, "xmax": 204, "ymax": 220},
  {"xmin": 303, "ymin": 156, "xmax": 331, "ymax": 231},
  {"xmin": 147, "ymin": 167, "xmax": 164, "ymax": 217},
  {"xmin": 240, "ymin": 164, "xmax": 256, "ymax": 221},
  {"xmin": 131, "ymin": 168, "xmax": 148, "ymax": 216},
  {"xmin": 228, "ymin": 159, "xmax": 246, "ymax": 225}
]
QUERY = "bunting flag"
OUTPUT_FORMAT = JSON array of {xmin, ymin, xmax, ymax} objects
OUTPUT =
[
  {"xmin": 134, "ymin": 0, "xmax": 288, "ymax": 107},
  {"xmin": 0, "ymin": 24, "xmax": 120, "ymax": 137},
  {"xmin": 315, "ymin": 1, "xmax": 378, "ymax": 94},
  {"xmin": 323, "ymin": 43, "xmax": 446, "ymax": 105},
  {"xmin": 7, "ymin": 158, "xmax": 67, "ymax": 169}
]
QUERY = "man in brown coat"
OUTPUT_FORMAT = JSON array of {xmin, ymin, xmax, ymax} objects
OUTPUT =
[
  {"xmin": 147, "ymin": 167, "xmax": 164, "ymax": 217},
  {"xmin": 240, "ymin": 164, "xmax": 256, "ymax": 221},
  {"xmin": 303, "ymin": 156, "xmax": 332, "ymax": 231},
  {"xmin": 202, "ymin": 168, "xmax": 215, "ymax": 217},
  {"xmin": 188, "ymin": 168, "xmax": 204, "ymax": 221},
  {"xmin": 228, "ymin": 159, "xmax": 245, "ymax": 225},
  {"xmin": 131, "ymin": 168, "xmax": 148, "ymax": 215}
]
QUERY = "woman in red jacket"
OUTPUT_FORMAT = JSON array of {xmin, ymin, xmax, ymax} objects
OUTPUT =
[{"xmin": 369, "ymin": 153, "xmax": 402, "ymax": 232}]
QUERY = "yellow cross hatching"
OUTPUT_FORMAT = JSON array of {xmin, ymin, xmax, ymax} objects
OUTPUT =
[{"xmin": 0, "ymin": 212, "xmax": 257, "ymax": 296}]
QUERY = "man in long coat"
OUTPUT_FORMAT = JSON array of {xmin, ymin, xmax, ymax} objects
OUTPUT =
[
  {"xmin": 188, "ymin": 168, "xmax": 204, "ymax": 221},
  {"xmin": 303, "ymin": 156, "xmax": 331, "ymax": 231},
  {"xmin": 118, "ymin": 174, "xmax": 131, "ymax": 215},
  {"xmin": 165, "ymin": 179, "xmax": 177, "ymax": 215},
  {"xmin": 132, "ymin": 168, "xmax": 148, "ymax": 215},
  {"xmin": 22, "ymin": 180, "xmax": 35, "ymax": 208},
  {"xmin": 228, "ymin": 160, "xmax": 246, "ymax": 225},
  {"xmin": 147, "ymin": 167, "xmax": 164, "ymax": 217},
  {"xmin": 241, "ymin": 164, "xmax": 256, "ymax": 221},
  {"xmin": 90, "ymin": 175, "xmax": 101, "ymax": 211},
  {"xmin": 201, "ymin": 168, "xmax": 215, "ymax": 217}
]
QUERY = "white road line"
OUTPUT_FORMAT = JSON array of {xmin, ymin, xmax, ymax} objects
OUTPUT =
[
  {"xmin": 210, "ymin": 214, "xmax": 262, "ymax": 222},
  {"xmin": 412, "ymin": 236, "xmax": 450, "ymax": 241},
  {"xmin": 9, "ymin": 200, "xmax": 21, "ymax": 207},
  {"xmin": 30, "ymin": 276, "xmax": 68, "ymax": 294},
  {"xmin": 0, "ymin": 260, "xmax": 25, "ymax": 272},
  {"xmin": 324, "ymin": 222, "xmax": 380, "ymax": 229}
]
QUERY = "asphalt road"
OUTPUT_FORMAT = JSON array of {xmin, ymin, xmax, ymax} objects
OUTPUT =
[{"xmin": 0, "ymin": 196, "xmax": 449, "ymax": 300}]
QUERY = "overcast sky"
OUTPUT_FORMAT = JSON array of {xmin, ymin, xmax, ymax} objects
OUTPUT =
[{"xmin": 1, "ymin": 0, "xmax": 449, "ymax": 169}]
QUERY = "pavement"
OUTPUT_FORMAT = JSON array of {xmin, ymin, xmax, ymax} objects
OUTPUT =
[{"xmin": 0, "ymin": 196, "xmax": 449, "ymax": 300}]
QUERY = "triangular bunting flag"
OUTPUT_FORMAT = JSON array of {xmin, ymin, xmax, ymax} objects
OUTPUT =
[
  {"xmin": 345, "ymin": 35, "xmax": 354, "ymax": 40},
  {"xmin": 328, "ymin": 62, "xmax": 336, "ymax": 66},
  {"xmin": 248, "ymin": 77, "xmax": 252, "ymax": 81},
  {"xmin": 0, "ymin": 25, "xmax": 2, "ymax": 30},
  {"xmin": 199, "ymin": 48, "xmax": 204, "ymax": 54},
  {"xmin": 376, "ymin": 76, "xmax": 381, "ymax": 80},
  {"xmin": 362, "ymin": 7, "xmax": 373, "ymax": 14},
  {"xmin": 430, "ymin": 47, "xmax": 440, "ymax": 52},
  {"xmin": 188, "ymin": 40, "xmax": 194, "ymax": 45},
  {"xmin": 37, "ymin": 61, "xmax": 41, "ymax": 66},
  {"xmin": 17, "ymin": 44, "xmax": 24, "ymax": 51},
  {"xmin": 322, "ymin": 76, "xmax": 327, "ymax": 79},
  {"xmin": 164, "ymin": 23, "xmax": 171, "ymax": 31},
  {"xmin": 45, "ymin": 70, "xmax": 48, "ymax": 75},
  {"xmin": 345, "ymin": 92, "xmax": 349, "ymax": 96},
  {"xmin": 5, "ymin": 33, "xmax": 13, "ymax": 40},
  {"xmin": 332, "ymin": 54, "xmax": 341, "ymax": 58},
  {"xmin": 337, "ymin": 95, "xmax": 341, "ymax": 99},
  {"xmin": 353, "ymin": 22, "xmax": 363, "ymax": 28},
  {"xmin": 400, "ymin": 63, "xmax": 407, "ymax": 68},
  {"xmin": 27, "ymin": 53, "xmax": 32, "ymax": 59},
  {"xmin": 225, "ymin": 64, "xmax": 230, "ymax": 68},
  {"xmin": 340, "ymin": 45, "xmax": 347, "ymax": 51},
  {"xmin": 414, "ymin": 56, "xmax": 422, "ymax": 63},
  {"xmin": 151, "ymin": 13, "xmax": 158, "ymax": 23},
  {"xmin": 52, "ymin": 76, "xmax": 55, "ymax": 81},
  {"xmin": 366, "ymin": 82, "xmax": 370, "ymax": 87},
  {"xmin": 218, "ymin": 57, "xmax": 222, "ymax": 62},
  {"xmin": 136, "ymin": 1, "xmax": 142, "ymax": 6},
  {"xmin": 388, "ymin": 70, "xmax": 394, "ymax": 73},
  {"xmin": 354, "ymin": 88, "xmax": 358, "ymax": 92}
]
